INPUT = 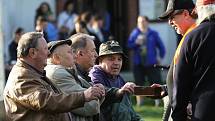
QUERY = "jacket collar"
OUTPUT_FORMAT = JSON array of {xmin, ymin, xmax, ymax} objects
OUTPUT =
[
  {"xmin": 17, "ymin": 59, "xmax": 45, "ymax": 77},
  {"xmin": 202, "ymin": 13, "xmax": 215, "ymax": 23},
  {"xmin": 75, "ymin": 64, "xmax": 89, "ymax": 77}
]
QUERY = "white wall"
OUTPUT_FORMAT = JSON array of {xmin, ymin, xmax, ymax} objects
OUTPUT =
[
  {"xmin": 0, "ymin": 0, "xmax": 5, "ymax": 100},
  {"xmin": 0, "ymin": 0, "xmax": 56, "ymax": 99},
  {"xmin": 139, "ymin": 0, "xmax": 165, "ymax": 20}
]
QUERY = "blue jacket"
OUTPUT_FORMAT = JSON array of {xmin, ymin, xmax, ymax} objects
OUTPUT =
[{"xmin": 128, "ymin": 27, "xmax": 165, "ymax": 66}]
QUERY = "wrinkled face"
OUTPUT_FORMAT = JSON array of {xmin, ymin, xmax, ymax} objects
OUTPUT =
[
  {"xmin": 83, "ymin": 40, "xmax": 98, "ymax": 69},
  {"xmin": 34, "ymin": 37, "xmax": 49, "ymax": 70},
  {"xmin": 168, "ymin": 10, "xmax": 187, "ymax": 35},
  {"xmin": 100, "ymin": 54, "xmax": 123, "ymax": 76},
  {"xmin": 57, "ymin": 44, "xmax": 75, "ymax": 68},
  {"xmin": 137, "ymin": 16, "xmax": 148, "ymax": 31}
]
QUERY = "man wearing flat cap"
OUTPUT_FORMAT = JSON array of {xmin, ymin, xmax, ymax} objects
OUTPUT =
[
  {"xmin": 171, "ymin": 0, "xmax": 215, "ymax": 120},
  {"xmin": 89, "ymin": 41, "xmax": 143, "ymax": 121},
  {"xmin": 3, "ymin": 32, "xmax": 101, "ymax": 121},
  {"xmin": 45, "ymin": 39, "xmax": 105, "ymax": 121}
]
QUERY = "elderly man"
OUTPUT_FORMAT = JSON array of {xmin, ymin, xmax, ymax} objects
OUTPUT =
[
  {"xmin": 171, "ymin": 0, "xmax": 215, "ymax": 120},
  {"xmin": 45, "ymin": 39, "xmax": 105, "ymax": 121},
  {"xmin": 151, "ymin": 0, "xmax": 197, "ymax": 120},
  {"xmin": 89, "ymin": 41, "xmax": 143, "ymax": 121},
  {"xmin": 3, "ymin": 32, "xmax": 103, "ymax": 121},
  {"xmin": 69, "ymin": 33, "xmax": 137, "ymax": 121}
]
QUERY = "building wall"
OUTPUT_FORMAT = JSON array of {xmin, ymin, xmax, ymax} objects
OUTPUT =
[
  {"xmin": 150, "ymin": 23, "xmax": 177, "ymax": 65},
  {"xmin": 0, "ymin": 0, "xmax": 4, "ymax": 100}
]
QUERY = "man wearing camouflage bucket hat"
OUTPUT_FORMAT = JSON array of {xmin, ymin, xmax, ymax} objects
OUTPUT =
[
  {"xmin": 96, "ymin": 40, "xmax": 128, "ymax": 63},
  {"xmin": 89, "ymin": 41, "xmax": 143, "ymax": 121}
]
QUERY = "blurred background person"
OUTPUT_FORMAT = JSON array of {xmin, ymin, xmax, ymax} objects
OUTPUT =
[
  {"xmin": 71, "ymin": 16, "xmax": 101, "ymax": 52},
  {"xmin": 8, "ymin": 27, "xmax": 24, "ymax": 65},
  {"xmin": 127, "ymin": 15, "xmax": 166, "ymax": 106},
  {"xmin": 35, "ymin": 16, "xmax": 49, "ymax": 42},
  {"xmin": 5, "ymin": 27, "xmax": 24, "ymax": 81},
  {"xmin": 91, "ymin": 14, "xmax": 111, "ymax": 43},
  {"xmin": 58, "ymin": 0, "xmax": 77, "ymax": 39},
  {"xmin": 35, "ymin": 2, "xmax": 53, "ymax": 25},
  {"xmin": 80, "ymin": 11, "xmax": 94, "ymax": 33},
  {"xmin": 35, "ymin": 2, "xmax": 58, "ymax": 41}
]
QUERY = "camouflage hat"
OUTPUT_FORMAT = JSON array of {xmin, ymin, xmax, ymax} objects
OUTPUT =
[{"xmin": 97, "ymin": 41, "xmax": 128, "ymax": 61}]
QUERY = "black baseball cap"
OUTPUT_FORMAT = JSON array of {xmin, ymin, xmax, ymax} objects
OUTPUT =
[
  {"xmin": 48, "ymin": 40, "xmax": 72, "ymax": 54},
  {"xmin": 159, "ymin": 0, "xmax": 195, "ymax": 19}
]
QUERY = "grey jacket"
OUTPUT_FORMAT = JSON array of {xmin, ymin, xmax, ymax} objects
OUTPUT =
[{"xmin": 45, "ymin": 64, "xmax": 102, "ymax": 121}]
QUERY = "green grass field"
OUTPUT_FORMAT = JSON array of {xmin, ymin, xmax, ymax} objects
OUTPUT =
[{"xmin": 132, "ymin": 97, "xmax": 164, "ymax": 121}]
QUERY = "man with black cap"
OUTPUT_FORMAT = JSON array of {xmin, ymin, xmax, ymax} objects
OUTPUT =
[
  {"xmin": 89, "ymin": 41, "xmax": 143, "ymax": 121},
  {"xmin": 151, "ymin": 0, "xmax": 197, "ymax": 120},
  {"xmin": 3, "ymin": 32, "xmax": 102, "ymax": 121},
  {"xmin": 172, "ymin": 0, "xmax": 215, "ymax": 120},
  {"xmin": 45, "ymin": 39, "xmax": 105, "ymax": 121}
]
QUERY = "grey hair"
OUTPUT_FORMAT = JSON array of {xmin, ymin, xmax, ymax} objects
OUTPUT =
[
  {"xmin": 17, "ymin": 32, "xmax": 43, "ymax": 57},
  {"xmin": 69, "ymin": 33, "xmax": 95, "ymax": 53},
  {"xmin": 197, "ymin": 4, "xmax": 215, "ymax": 24}
]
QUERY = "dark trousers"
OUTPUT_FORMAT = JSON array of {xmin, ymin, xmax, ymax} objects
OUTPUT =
[{"xmin": 133, "ymin": 65, "xmax": 162, "ymax": 86}]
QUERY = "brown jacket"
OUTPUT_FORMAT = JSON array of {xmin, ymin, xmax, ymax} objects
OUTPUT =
[{"xmin": 3, "ymin": 60, "xmax": 85, "ymax": 121}]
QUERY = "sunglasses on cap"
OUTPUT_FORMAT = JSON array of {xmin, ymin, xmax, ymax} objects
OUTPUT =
[{"xmin": 168, "ymin": 10, "xmax": 185, "ymax": 20}]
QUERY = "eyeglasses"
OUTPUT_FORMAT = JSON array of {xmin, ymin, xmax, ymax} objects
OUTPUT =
[{"xmin": 168, "ymin": 10, "xmax": 185, "ymax": 20}]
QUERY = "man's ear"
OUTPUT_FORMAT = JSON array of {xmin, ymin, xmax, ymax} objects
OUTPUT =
[
  {"xmin": 52, "ymin": 53, "xmax": 61, "ymax": 64},
  {"xmin": 28, "ymin": 48, "xmax": 37, "ymax": 58},
  {"xmin": 184, "ymin": 10, "xmax": 190, "ymax": 18}
]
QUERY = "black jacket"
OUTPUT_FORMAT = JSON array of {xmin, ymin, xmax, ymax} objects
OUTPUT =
[
  {"xmin": 9, "ymin": 41, "xmax": 18, "ymax": 63},
  {"xmin": 172, "ymin": 15, "xmax": 215, "ymax": 121}
]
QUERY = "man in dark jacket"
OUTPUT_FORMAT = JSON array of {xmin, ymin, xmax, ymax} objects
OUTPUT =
[
  {"xmin": 172, "ymin": 0, "xmax": 215, "ymax": 120},
  {"xmin": 154, "ymin": 0, "xmax": 197, "ymax": 120}
]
